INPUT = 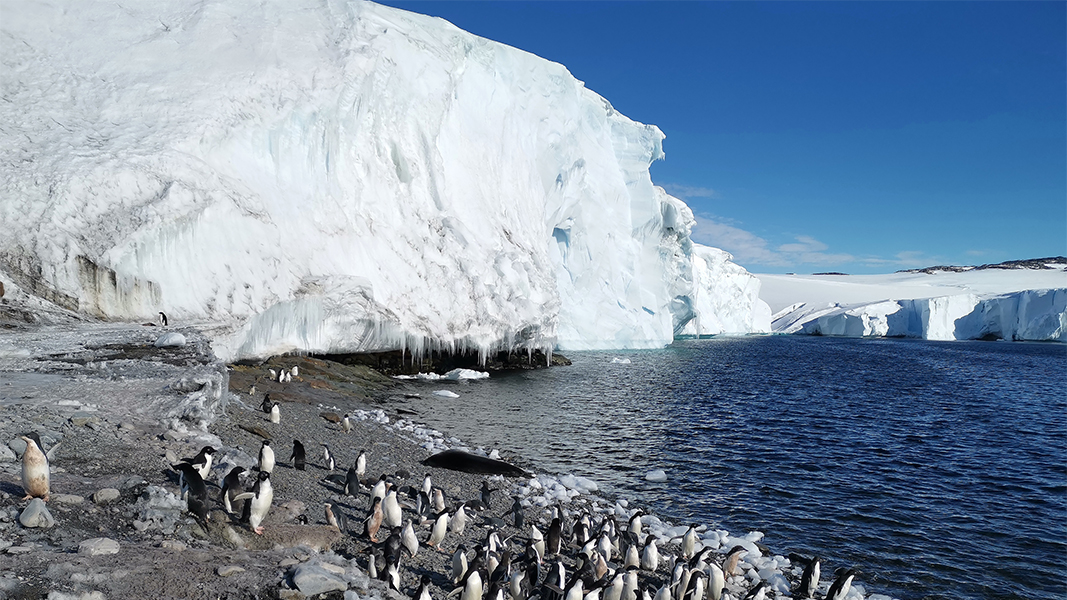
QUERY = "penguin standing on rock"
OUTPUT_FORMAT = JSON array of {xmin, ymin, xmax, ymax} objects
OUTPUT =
[
  {"xmin": 364, "ymin": 496, "xmax": 384, "ymax": 542},
  {"xmin": 173, "ymin": 462, "xmax": 209, "ymax": 522},
  {"xmin": 269, "ymin": 402, "xmax": 280, "ymax": 424},
  {"xmin": 19, "ymin": 434, "xmax": 49, "ymax": 501},
  {"xmin": 723, "ymin": 545, "xmax": 747, "ymax": 577},
  {"xmin": 260, "ymin": 394, "xmax": 273, "ymax": 414},
  {"xmin": 290, "ymin": 440, "xmax": 306, "ymax": 470},
  {"xmin": 741, "ymin": 581, "xmax": 767, "ymax": 600},
  {"xmin": 220, "ymin": 466, "xmax": 247, "ymax": 514},
  {"xmin": 322, "ymin": 444, "xmax": 336, "ymax": 471},
  {"xmin": 158, "ymin": 312, "xmax": 168, "ymax": 327},
  {"xmin": 181, "ymin": 446, "xmax": 216, "ymax": 480},
  {"xmin": 248, "ymin": 471, "xmax": 273, "ymax": 534},
  {"xmin": 427, "ymin": 508, "xmax": 450, "ymax": 551},
  {"xmin": 258, "ymin": 440, "xmax": 275, "ymax": 473}
]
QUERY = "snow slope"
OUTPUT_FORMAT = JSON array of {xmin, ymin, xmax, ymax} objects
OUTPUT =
[
  {"xmin": 759, "ymin": 265, "xmax": 1067, "ymax": 342},
  {"xmin": 0, "ymin": 0, "xmax": 769, "ymax": 361}
]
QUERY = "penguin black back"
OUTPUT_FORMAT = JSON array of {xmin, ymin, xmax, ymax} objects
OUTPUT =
[{"xmin": 291, "ymin": 439, "xmax": 306, "ymax": 470}]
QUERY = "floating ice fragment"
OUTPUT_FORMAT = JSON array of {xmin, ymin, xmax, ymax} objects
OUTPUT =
[
  {"xmin": 444, "ymin": 368, "xmax": 490, "ymax": 380},
  {"xmin": 433, "ymin": 390, "xmax": 460, "ymax": 398},
  {"xmin": 644, "ymin": 469, "xmax": 668, "ymax": 482}
]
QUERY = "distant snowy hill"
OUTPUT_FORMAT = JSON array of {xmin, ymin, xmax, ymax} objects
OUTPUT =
[
  {"xmin": 758, "ymin": 259, "xmax": 1067, "ymax": 342},
  {"xmin": 0, "ymin": 0, "xmax": 769, "ymax": 361}
]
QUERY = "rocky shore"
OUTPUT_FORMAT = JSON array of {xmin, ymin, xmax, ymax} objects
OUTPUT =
[{"xmin": 0, "ymin": 317, "xmax": 856, "ymax": 600}]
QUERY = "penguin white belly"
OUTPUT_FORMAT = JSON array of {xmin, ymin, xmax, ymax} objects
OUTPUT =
[
  {"xmin": 249, "ymin": 479, "xmax": 273, "ymax": 534},
  {"xmin": 20, "ymin": 439, "xmax": 50, "ymax": 500},
  {"xmin": 260, "ymin": 446, "xmax": 275, "ymax": 473}
]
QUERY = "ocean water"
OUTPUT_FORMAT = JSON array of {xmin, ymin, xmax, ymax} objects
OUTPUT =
[{"xmin": 401, "ymin": 336, "xmax": 1067, "ymax": 600}]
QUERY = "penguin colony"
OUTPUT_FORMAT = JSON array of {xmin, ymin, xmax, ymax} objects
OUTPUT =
[{"xmin": 17, "ymin": 360, "xmax": 861, "ymax": 600}]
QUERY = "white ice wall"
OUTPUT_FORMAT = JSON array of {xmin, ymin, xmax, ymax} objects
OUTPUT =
[{"xmin": 0, "ymin": 0, "xmax": 767, "ymax": 361}]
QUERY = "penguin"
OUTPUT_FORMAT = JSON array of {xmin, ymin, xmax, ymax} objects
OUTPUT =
[
  {"xmin": 428, "ymin": 508, "xmax": 450, "ymax": 551},
  {"xmin": 620, "ymin": 566, "xmax": 639, "ymax": 600},
  {"xmin": 383, "ymin": 486, "xmax": 403, "ymax": 528},
  {"xmin": 345, "ymin": 465, "xmax": 361, "ymax": 497},
  {"xmin": 652, "ymin": 581, "xmax": 671, "ymax": 600},
  {"xmin": 158, "ymin": 311, "xmax": 167, "ymax": 327},
  {"xmin": 322, "ymin": 444, "xmax": 335, "ymax": 471},
  {"xmin": 174, "ymin": 462, "xmax": 209, "ymax": 522},
  {"xmin": 741, "ymin": 581, "xmax": 767, "ymax": 600},
  {"xmin": 269, "ymin": 368, "xmax": 277, "ymax": 382},
  {"xmin": 220, "ymin": 466, "xmax": 247, "ymax": 514},
  {"xmin": 451, "ymin": 501, "xmax": 469, "ymax": 534},
  {"xmin": 19, "ymin": 434, "xmax": 49, "ymax": 501},
  {"xmin": 510, "ymin": 561, "xmax": 529, "ymax": 600},
  {"xmin": 460, "ymin": 570, "xmax": 483, "ymax": 600},
  {"xmin": 706, "ymin": 562, "xmax": 725, "ymax": 600},
  {"xmin": 640, "ymin": 534, "xmax": 660, "ymax": 572},
  {"xmin": 385, "ymin": 553, "xmax": 402, "ymax": 592},
  {"xmin": 563, "ymin": 577, "xmax": 584, "ymax": 600},
  {"xmin": 628, "ymin": 510, "xmax": 643, "ymax": 536},
  {"xmin": 623, "ymin": 533, "xmax": 640, "ymax": 569},
  {"xmin": 723, "ymin": 545, "xmax": 747, "ymax": 577},
  {"xmin": 503, "ymin": 496, "xmax": 525, "ymax": 529},
  {"xmin": 364, "ymin": 496, "xmax": 384, "ymax": 542},
  {"xmin": 414, "ymin": 574, "xmax": 433, "ymax": 600},
  {"xmin": 604, "ymin": 572, "xmax": 625, "ymax": 600},
  {"xmin": 342, "ymin": 414, "xmax": 353, "ymax": 433},
  {"xmin": 260, "ymin": 394, "xmax": 273, "ymax": 414},
  {"xmin": 383, "ymin": 526, "xmax": 405, "ymax": 565},
  {"xmin": 290, "ymin": 365, "xmax": 299, "ymax": 378},
  {"xmin": 681, "ymin": 524, "xmax": 698, "ymax": 559},
  {"xmin": 248, "ymin": 470, "xmax": 273, "ymax": 534},
  {"xmin": 402, "ymin": 519, "xmax": 419, "ymax": 558},
  {"xmin": 269, "ymin": 402, "xmax": 280, "ymax": 424},
  {"xmin": 290, "ymin": 439, "xmax": 305, "ymax": 470},
  {"xmin": 452, "ymin": 544, "xmax": 469, "ymax": 584},
  {"xmin": 681, "ymin": 570, "xmax": 705, "ymax": 600},
  {"xmin": 531, "ymin": 523, "xmax": 546, "ymax": 561},
  {"xmin": 325, "ymin": 502, "xmax": 348, "ymax": 533},
  {"xmin": 481, "ymin": 479, "xmax": 497, "ymax": 509},
  {"xmin": 355, "ymin": 449, "xmax": 367, "ymax": 478},
  {"xmin": 253, "ymin": 441, "xmax": 273, "ymax": 475},
  {"xmin": 181, "ymin": 445, "xmax": 216, "ymax": 480},
  {"xmin": 433, "ymin": 487, "xmax": 447, "ymax": 513},
  {"xmin": 366, "ymin": 548, "xmax": 380, "ymax": 579},
  {"xmin": 248, "ymin": 384, "xmax": 256, "ymax": 396},
  {"xmin": 797, "ymin": 556, "xmax": 820, "ymax": 599},
  {"xmin": 371, "ymin": 474, "xmax": 389, "ymax": 503},
  {"xmin": 547, "ymin": 517, "xmax": 563, "ymax": 556},
  {"xmin": 824, "ymin": 568, "xmax": 857, "ymax": 600}
]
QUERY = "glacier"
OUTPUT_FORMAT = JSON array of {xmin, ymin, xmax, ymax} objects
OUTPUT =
[
  {"xmin": 0, "ymin": 0, "xmax": 769, "ymax": 362},
  {"xmin": 759, "ymin": 265, "xmax": 1067, "ymax": 342}
]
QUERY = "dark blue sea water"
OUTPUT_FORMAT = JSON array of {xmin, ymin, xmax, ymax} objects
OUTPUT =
[{"xmin": 403, "ymin": 336, "xmax": 1067, "ymax": 600}]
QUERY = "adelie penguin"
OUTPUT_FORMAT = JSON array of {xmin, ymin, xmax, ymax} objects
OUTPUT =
[
  {"xmin": 824, "ymin": 567, "xmax": 857, "ymax": 600},
  {"xmin": 741, "ymin": 581, "xmax": 767, "ymax": 600},
  {"xmin": 723, "ymin": 545, "xmax": 747, "ymax": 576},
  {"xmin": 181, "ymin": 445, "xmax": 216, "ymax": 480},
  {"xmin": 19, "ymin": 433, "xmax": 49, "ymax": 501},
  {"xmin": 248, "ymin": 471, "xmax": 273, "ymax": 534},
  {"xmin": 158, "ymin": 311, "xmax": 167, "ymax": 327},
  {"xmin": 258, "ymin": 439, "xmax": 275, "ymax": 473},
  {"xmin": 797, "ymin": 555, "xmax": 820, "ymax": 599},
  {"xmin": 269, "ymin": 402, "xmax": 280, "ymax": 424},
  {"xmin": 322, "ymin": 443, "xmax": 335, "ymax": 471},
  {"xmin": 290, "ymin": 439, "xmax": 306, "ymax": 470},
  {"xmin": 173, "ymin": 462, "xmax": 209, "ymax": 522},
  {"xmin": 220, "ymin": 466, "xmax": 247, "ymax": 514}
]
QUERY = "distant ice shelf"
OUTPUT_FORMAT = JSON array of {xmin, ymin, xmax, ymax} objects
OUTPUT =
[
  {"xmin": 0, "ymin": 0, "xmax": 769, "ymax": 361},
  {"xmin": 758, "ymin": 266, "xmax": 1067, "ymax": 342}
]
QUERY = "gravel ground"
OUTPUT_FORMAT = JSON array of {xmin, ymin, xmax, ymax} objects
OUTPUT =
[{"xmin": 0, "ymin": 315, "xmax": 708, "ymax": 600}]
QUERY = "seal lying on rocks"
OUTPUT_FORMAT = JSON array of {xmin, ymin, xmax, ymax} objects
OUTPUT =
[{"xmin": 421, "ymin": 449, "xmax": 528, "ymax": 477}]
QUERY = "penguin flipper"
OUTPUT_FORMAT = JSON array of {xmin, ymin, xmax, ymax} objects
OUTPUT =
[{"xmin": 232, "ymin": 492, "xmax": 255, "ymax": 502}]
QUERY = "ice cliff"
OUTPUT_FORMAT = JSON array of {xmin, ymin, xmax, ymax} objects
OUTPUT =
[
  {"xmin": 0, "ymin": 0, "xmax": 769, "ymax": 361},
  {"xmin": 760, "ymin": 265, "xmax": 1067, "ymax": 342}
]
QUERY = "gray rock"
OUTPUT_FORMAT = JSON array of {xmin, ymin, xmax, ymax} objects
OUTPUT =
[
  {"xmin": 93, "ymin": 488, "xmax": 120, "ymax": 504},
  {"xmin": 292, "ymin": 563, "xmax": 347, "ymax": 596},
  {"xmin": 47, "ymin": 592, "xmax": 106, "ymax": 600},
  {"xmin": 78, "ymin": 537, "xmax": 120, "ymax": 556},
  {"xmin": 6, "ymin": 545, "xmax": 34, "ymax": 554},
  {"xmin": 69, "ymin": 413, "xmax": 101, "ymax": 427},
  {"xmin": 154, "ymin": 332, "xmax": 186, "ymax": 347},
  {"xmin": 52, "ymin": 494, "xmax": 86, "ymax": 505},
  {"xmin": 0, "ymin": 444, "xmax": 15, "ymax": 462},
  {"xmin": 19, "ymin": 498, "xmax": 55, "ymax": 528},
  {"xmin": 217, "ymin": 565, "xmax": 245, "ymax": 577},
  {"xmin": 159, "ymin": 540, "xmax": 186, "ymax": 551},
  {"xmin": 8, "ymin": 438, "xmax": 26, "ymax": 455}
]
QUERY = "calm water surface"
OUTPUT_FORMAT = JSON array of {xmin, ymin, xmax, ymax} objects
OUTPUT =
[{"xmin": 404, "ymin": 336, "xmax": 1066, "ymax": 600}]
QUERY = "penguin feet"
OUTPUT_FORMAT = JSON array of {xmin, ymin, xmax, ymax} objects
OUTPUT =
[{"xmin": 254, "ymin": 526, "xmax": 265, "ymax": 535}]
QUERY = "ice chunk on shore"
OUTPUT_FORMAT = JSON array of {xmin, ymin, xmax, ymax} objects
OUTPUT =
[{"xmin": 433, "ymin": 390, "xmax": 460, "ymax": 398}]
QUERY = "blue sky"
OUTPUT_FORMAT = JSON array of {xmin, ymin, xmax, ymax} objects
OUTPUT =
[{"xmin": 381, "ymin": 1, "xmax": 1066, "ymax": 274}]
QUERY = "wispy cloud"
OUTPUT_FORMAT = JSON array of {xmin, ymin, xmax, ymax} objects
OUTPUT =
[
  {"xmin": 662, "ymin": 184, "xmax": 717, "ymax": 199},
  {"xmin": 691, "ymin": 214, "xmax": 854, "ymax": 269}
]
